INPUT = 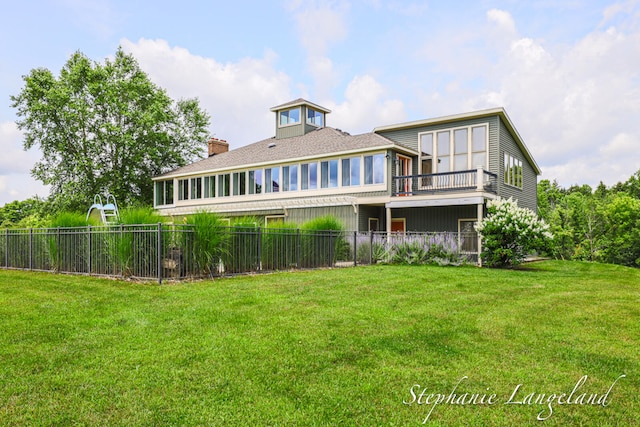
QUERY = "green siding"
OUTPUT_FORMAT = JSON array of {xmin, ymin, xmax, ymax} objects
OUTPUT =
[
  {"xmin": 497, "ymin": 119, "xmax": 537, "ymax": 212},
  {"xmin": 392, "ymin": 205, "xmax": 479, "ymax": 232},
  {"xmin": 358, "ymin": 205, "xmax": 385, "ymax": 231}
]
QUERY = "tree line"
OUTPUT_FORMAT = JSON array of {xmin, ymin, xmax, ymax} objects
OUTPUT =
[{"xmin": 537, "ymin": 170, "xmax": 640, "ymax": 267}]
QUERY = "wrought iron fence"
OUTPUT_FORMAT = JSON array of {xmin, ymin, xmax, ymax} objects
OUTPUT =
[{"xmin": 0, "ymin": 225, "xmax": 479, "ymax": 282}]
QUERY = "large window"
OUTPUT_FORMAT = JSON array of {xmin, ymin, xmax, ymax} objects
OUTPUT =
[
  {"xmin": 342, "ymin": 157, "xmax": 361, "ymax": 186},
  {"xmin": 421, "ymin": 125, "xmax": 487, "ymax": 173},
  {"xmin": 504, "ymin": 153, "xmax": 523, "ymax": 188},
  {"xmin": 279, "ymin": 108, "xmax": 300, "ymax": 126},
  {"xmin": 204, "ymin": 175, "xmax": 215, "ymax": 198},
  {"xmin": 233, "ymin": 172, "xmax": 246, "ymax": 196},
  {"xmin": 282, "ymin": 165, "xmax": 298, "ymax": 192},
  {"xmin": 218, "ymin": 174, "xmax": 230, "ymax": 197},
  {"xmin": 364, "ymin": 154, "xmax": 385, "ymax": 185},
  {"xmin": 155, "ymin": 180, "xmax": 174, "ymax": 206},
  {"xmin": 178, "ymin": 179, "xmax": 189, "ymax": 201},
  {"xmin": 190, "ymin": 177, "xmax": 202, "ymax": 199},
  {"xmin": 320, "ymin": 160, "xmax": 338, "ymax": 188},
  {"xmin": 249, "ymin": 170, "xmax": 262, "ymax": 194},
  {"xmin": 301, "ymin": 162, "xmax": 317, "ymax": 190},
  {"xmin": 265, "ymin": 167, "xmax": 280, "ymax": 193},
  {"xmin": 307, "ymin": 108, "xmax": 323, "ymax": 127}
]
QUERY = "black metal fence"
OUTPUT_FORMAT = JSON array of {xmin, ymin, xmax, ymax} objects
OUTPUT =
[{"xmin": 0, "ymin": 225, "xmax": 479, "ymax": 283}]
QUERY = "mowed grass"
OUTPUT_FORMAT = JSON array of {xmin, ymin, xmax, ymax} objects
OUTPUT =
[{"xmin": 0, "ymin": 261, "xmax": 638, "ymax": 426}]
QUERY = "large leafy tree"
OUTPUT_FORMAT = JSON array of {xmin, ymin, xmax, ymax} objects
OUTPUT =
[{"xmin": 11, "ymin": 48, "xmax": 210, "ymax": 211}]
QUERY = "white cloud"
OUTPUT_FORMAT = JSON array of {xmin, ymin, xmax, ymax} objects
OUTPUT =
[
  {"xmin": 487, "ymin": 8, "xmax": 517, "ymax": 35},
  {"xmin": 328, "ymin": 75, "xmax": 406, "ymax": 134},
  {"xmin": 288, "ymin": 0, "xmax": 349, "ymax": 99},
  {"xmin": 121, "ymin": 38, "xmax": 292, "ymax": 148},
  {"xmin": 465, "ymin": 5, "xmax": 640, "ymax": 188}
]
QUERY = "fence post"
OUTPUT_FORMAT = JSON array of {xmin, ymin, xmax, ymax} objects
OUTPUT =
[
  {"xmin": 369, "ymin": 231, "xmax": 374, "ymax": 265},
  {"xmin": 157, "ymin": 222, "xmax": 163, "ymax": 285},
  {"xmin": 57, "ymin": 227, "xmax": 61, "ymax": 272},
  {"xmin": 329, "ymin": 231, "xmax": 334, "ymax": 267},
  {"xmin": 296, "ymin": 228, "xmax": 301, "ymax": 269},
  {"xmin": 87, "ymin": 225, "xmax": 92, "ymax": 275},
  {"xmin": 353, "ymin": 231, "xmax": 357, "ymax": 267},
  {"xmin": 256, "ymin": 227, "xmax": 262, "ymax": 272},
  {"xmin": 29, "ymin": 228, "xmax": 33, "ymax": 270},
  {"xmin": 4, "ymin": 229, "xmax": 8, "ymax": 268}
]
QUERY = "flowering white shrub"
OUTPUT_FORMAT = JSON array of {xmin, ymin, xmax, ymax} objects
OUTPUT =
[{"xmin": 475, "ymin": 197, "xmax": 553, "ymax": 267}]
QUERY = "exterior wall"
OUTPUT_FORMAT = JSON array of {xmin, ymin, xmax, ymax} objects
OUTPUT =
[
  {"xmin": 497, "ymin": 119, "xmax": 538, "ymax": 212},
  {"xmin": 358, "ymin": 205, "xmax": 385, "ymax": 231},
  {"xmin": 391, "ymin": 205, "xmax": 479, "ymax": 232}
]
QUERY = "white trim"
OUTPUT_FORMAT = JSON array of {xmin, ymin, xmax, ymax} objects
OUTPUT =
[{"xmin": 386, "ymin": 196, "xmax": 485, "ymax": 209}]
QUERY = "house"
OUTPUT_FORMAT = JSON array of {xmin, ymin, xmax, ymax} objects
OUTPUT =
[{"xmin": 153, "ymin": 99, "xmax": 540, "ymax": 244}]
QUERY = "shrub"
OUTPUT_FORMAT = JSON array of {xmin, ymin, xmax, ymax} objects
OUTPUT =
[
  {"xmin": 261, "ymin": 221, "xmax": 298, "ymax": 270},
  {"xmin": 223, "ymin": 217, "xmax": 260, "ymax": 273},
  {"xmin": 186, "ymin": 211, "xmax": 228, "ymax": 277},
  {"xmin": 48, "ymin": 212, "xmax": 91, "ymax": 272},
  {"xmin": 475, "ymin": 197, "xmax": 553, "ymax": 268},
  {"xmin": 300, "ymin": 216, "xmax": 345, "ymax": 268}
]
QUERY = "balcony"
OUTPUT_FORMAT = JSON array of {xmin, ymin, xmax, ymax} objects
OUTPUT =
[{"xmin": 392, "ymin": 168, "xmax": 498, "ymax": 197}]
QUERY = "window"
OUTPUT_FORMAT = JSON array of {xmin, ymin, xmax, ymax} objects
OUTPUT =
[
  {"xmin": 472, "ymin": 126, "xmax": 487, "ymax": 168},
  {"xmin": 218, "ymin": 174, "xmax": 230, "ymax": 197},
  {"xmin": 454, "ymin": 128, "xmax": 468, "ymax": 171},
  {"xmin": 265, "ymin": 167, "xmax": 280, "ymax": 193},
  {"xmin": 437, "ymin": 131, "xmax": 450, "ymax": 173},
  {"xmin": 504, "ymin": 153, "xmax": 523, "ymax": 188},
  {"xmin": 155, "ymin": 180, "xmax": 174, "ymax": 206},
  {"xmin": 279, "ymin": 108, "xmax": 300, "ymax": 126},
  {"xmin": 364, "ymin": 154, "xmax": 385, "ymax": 185},
  {"xmin": 307, "ymin": 108, "xmax": 323, "ymax": 127},
  {"xmin": 301, "ymin": 162, "xmax": 317, "ymax": 190},
  {"xmin": 368, "ymin": 218, "xmax": 379, "ymax": 232},
  {"xmin": 265, "ymin": 215, "xmax": 285, "ymax": 226},
  {"xmin": 232, "ymin": 172, "xmax": 246, "ymax": 196},
  {"xmin": 190, "ymin": 177, "xmax": 202, "ymax": 199},
  {"xmin": 422, "ymin": 125, "xmax": 487, "ymax": 173},
  {"xmin": 282, "ymin": 165, "xmax": 298, "ymax": 192},
  {"xmin": 320, "ymin": 160, "xmax": 338, "ymax": 188},
  {"xmin": 178, "ymin": 179, "xmax": 189, "ymax": 201},
  {"xmin": 204, "ymin": 175, "xmax": 215, "ymax": 198},
  {"xmin": 249, "ymin": 170, "xmax": 262, "ymax": 194},
  {"xmin": 341, "ymin": 157, "xmax": 361, "ymax": 186}
]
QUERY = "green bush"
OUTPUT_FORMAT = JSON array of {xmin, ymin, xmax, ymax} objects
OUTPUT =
[
  {"xmin": 186, "ymin": 211, "xmax": 228, "ymax": 277},
  {"xmin": 300, "ymin": 216, "xmax": 344, "ymax": 268},
  {"xmin": 261, "ymin": 221, "xmax": 298, "ymax": 270},
  {"xmin": 476, "ymin": 198, "xmax": 553, "ymax": 268}
]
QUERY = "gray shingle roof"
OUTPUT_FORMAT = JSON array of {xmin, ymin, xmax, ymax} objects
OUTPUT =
[{"xmin": 156, "ymin": 127, "xmax": 406, "ymax": 179}]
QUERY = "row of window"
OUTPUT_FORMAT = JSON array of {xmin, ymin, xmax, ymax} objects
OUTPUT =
[
  {"xmin": 155, "ymin": 153, "xmax": 386, "ymax": 205},
  {"xmin": 279, "ymin": 107, "xmax": 324, "ymax": 127},
  {"xmin": 419, "ymin": 125, "xmax": 487, "ymax": 175},
  {"xmin": 504, "ymin": 153, "xmax": 523, "ymax": 188}
]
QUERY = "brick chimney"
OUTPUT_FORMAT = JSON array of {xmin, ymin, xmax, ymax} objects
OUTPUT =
[{"xmin": 207, "ymin": 137, "xmax": 229, "ymax": 157}]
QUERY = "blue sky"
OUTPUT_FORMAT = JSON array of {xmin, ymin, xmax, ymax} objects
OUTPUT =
[{"xmin": 1, "ymin": 0, "xmax": 639, "ymax": 206}]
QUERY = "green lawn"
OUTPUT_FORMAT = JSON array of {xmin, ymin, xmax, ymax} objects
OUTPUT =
[{"xmin": 0, "ymin": 261, "xmax": 638, "ymax": 426}]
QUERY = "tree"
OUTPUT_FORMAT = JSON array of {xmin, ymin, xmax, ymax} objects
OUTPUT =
[{"xmin": 10, "ymin": 48, "xmax": 210, "ymax": 211}]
